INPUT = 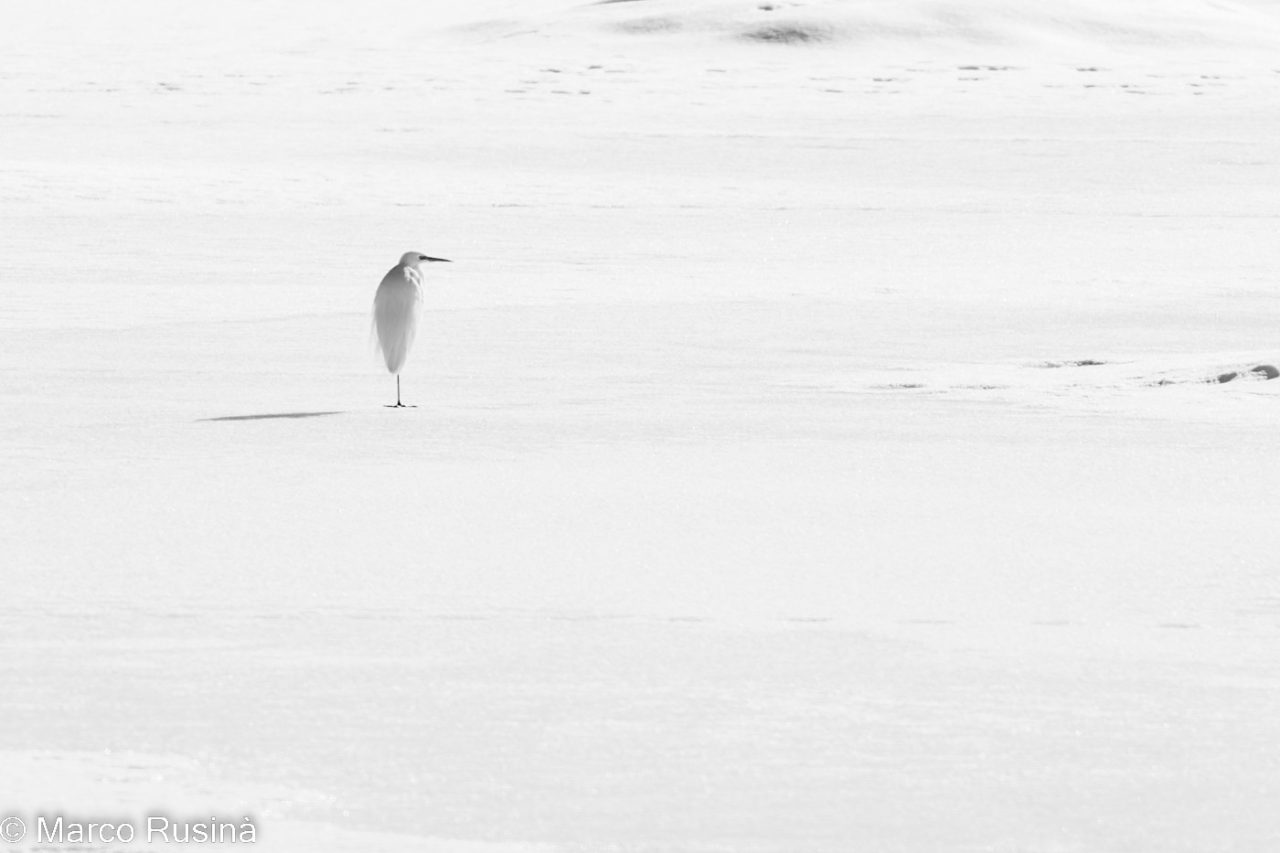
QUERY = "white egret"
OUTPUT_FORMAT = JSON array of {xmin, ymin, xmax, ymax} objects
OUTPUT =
[{"xmin": 373, "ymin": 251, "xmax": 451, "ymax": 408}]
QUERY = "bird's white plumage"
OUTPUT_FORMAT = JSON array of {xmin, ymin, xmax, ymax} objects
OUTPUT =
[{"xmin": 373, "ymin": 259, "xmax": 423, "ymax": 374}]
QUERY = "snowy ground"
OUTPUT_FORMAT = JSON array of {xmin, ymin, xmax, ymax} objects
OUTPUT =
[{"xmin": 3, "ymin": 1, "xmax": 1280, "ymax": 851}]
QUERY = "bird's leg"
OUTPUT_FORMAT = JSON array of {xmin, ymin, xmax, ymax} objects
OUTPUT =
[{"xmin": 385, "ymin": 374, "xmax": 414, "ymax": 408}]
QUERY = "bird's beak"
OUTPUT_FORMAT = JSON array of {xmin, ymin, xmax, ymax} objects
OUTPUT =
[{"xmin": 421, "ymin": 256, "xmax": 451, "ymax": 263}]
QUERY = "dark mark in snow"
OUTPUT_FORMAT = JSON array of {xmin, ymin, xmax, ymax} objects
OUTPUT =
[
  {"xmin": 618, "ymin": 16, "xmax": 683, "ymax": 33},
  {"xmin": 1217, "ymin": 364, "xmax": 1279, "ymax": 383},
  {"xmin": 1040, "ymin": 359, "xmax": 1106, "ymax": 368},
  {"xmin": 742, "ymin": 24, "xmax": 835, "ymax": 44}
]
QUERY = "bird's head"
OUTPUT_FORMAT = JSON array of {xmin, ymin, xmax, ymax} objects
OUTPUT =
[{"xmin": 400, "ymin": 251, "xmax": 452, "ymax": 267}]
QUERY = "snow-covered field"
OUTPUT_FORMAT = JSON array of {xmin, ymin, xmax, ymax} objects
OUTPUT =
[{"xmin": 3, "ymin": 1, "xmax": 1280, "ymax": 850}]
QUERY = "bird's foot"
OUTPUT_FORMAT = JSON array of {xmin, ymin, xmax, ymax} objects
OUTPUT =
[{"xmin": 384, "ymin": 403, "xmax": 417, "ymax": 408}]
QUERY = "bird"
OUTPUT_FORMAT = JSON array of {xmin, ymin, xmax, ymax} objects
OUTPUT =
[{"xmin": 373, "ymin": 251, "xmax": 451, "ymax": 407}]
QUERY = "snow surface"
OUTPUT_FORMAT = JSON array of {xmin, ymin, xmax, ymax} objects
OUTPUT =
[{"xmin": 3, "ymin": 1, "xmax": 1280, "ymax": 850}]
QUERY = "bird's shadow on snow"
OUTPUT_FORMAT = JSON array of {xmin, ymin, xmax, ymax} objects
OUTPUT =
[{"xmin": 198, "ymin": 411, "xmax": 345, "ymax": 422}]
